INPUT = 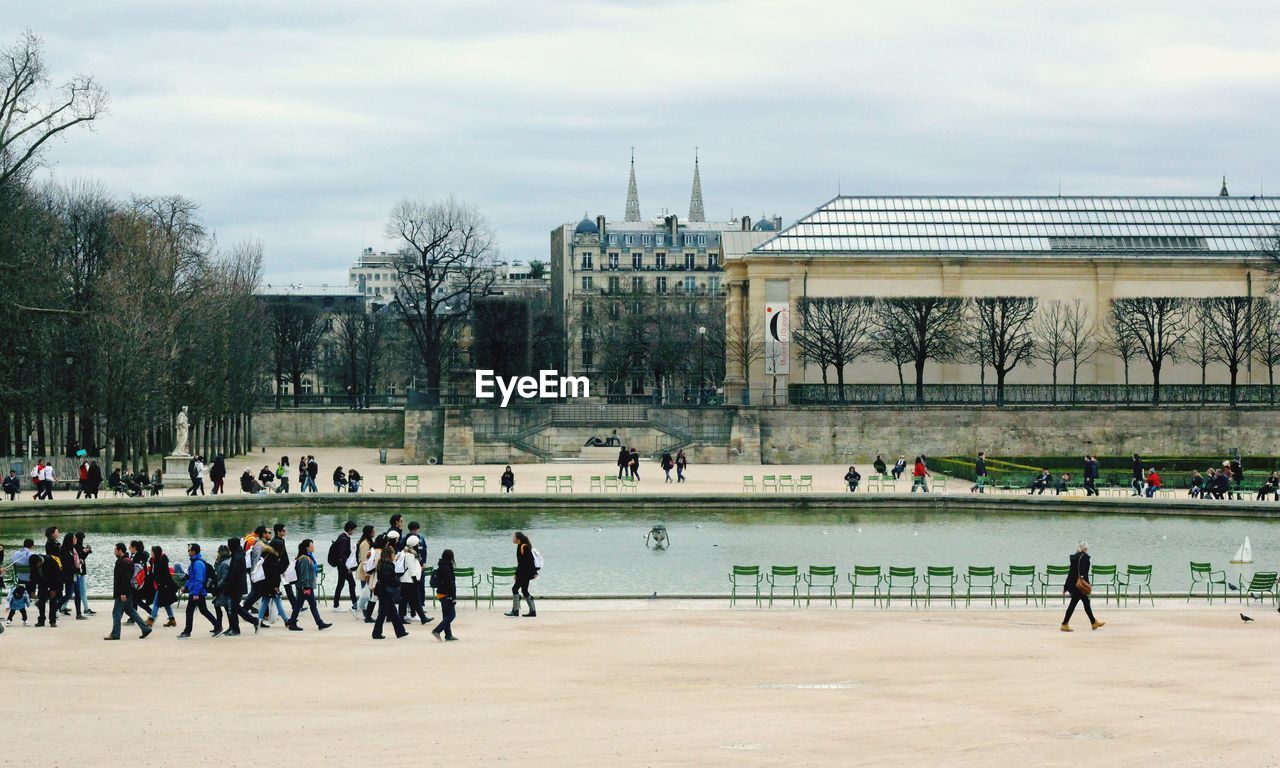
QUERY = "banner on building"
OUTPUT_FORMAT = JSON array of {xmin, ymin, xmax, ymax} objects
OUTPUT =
[{"xmin": 764, "ymin": 303, "xmax": 790, "ymax": 375}]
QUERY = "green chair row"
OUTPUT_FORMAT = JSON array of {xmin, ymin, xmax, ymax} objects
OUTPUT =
[
  {"xmin": 588, "ymin": 475, "xmax": 638, "ymax": 492},
  {"xmin": 742, "ymin": 474, "xmax": 814, "ymax": 493},
  {"xmin": 383, "ymin": 475, "xmax": 421, "ymax": 493},
  {"xmin": 730, "ymin": 564, "xmax": 1156, "ymax": 608}
]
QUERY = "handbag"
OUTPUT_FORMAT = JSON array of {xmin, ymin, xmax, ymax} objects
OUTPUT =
[{"xmin": 1075, "ymin": 577, "xmax": 1092, "ymax": 596}]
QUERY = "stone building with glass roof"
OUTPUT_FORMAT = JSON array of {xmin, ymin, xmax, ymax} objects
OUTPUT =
[{"xmin": 724, "ymin": 189, "xmax": 1280, "ymax": 401}]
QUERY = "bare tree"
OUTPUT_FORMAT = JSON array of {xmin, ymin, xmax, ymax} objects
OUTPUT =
[
  {"xmin": 1110, "ymin": 297, "xmax": 1192, "ymax": 404},
  {"xmin": 1061, "ymin": 299, "xmax": 1098, "ymax": 402},
  {"xmin": 725, "ymin": 313, "xmax": 765, "ymax": 392},
  {"xmin": 875, "ymin": 297, "xmax": 967, "ymax": 404},
  {"xmin": 968, "ymin": 297, "xmax": 1037, "ymax": 405},
  {"xmin": 267, "ymin": 300, "xmax": 326, "ymax": 407},
  {"xmin": 1033, "ymin": 300, "xmax": 1071, "ymax": 403},
  {"xmin": 386, "ymin": 197, "xmax": 497, "ymax": 403},
  {"xmin": 1187, "ymin": 300, "xmax": 1213, "ymax": 405},
  {"xmin": 794, "ymin": 296, "xmax": 876, "ymax": 402},
  {"xmin": 1203, "ymin": 295, "xmax": 1257, "ymax": 405},
  {"xmin": 0, "ymin": 31, "xmax": 108, "ymax": 188},
  {"xmin": 1255, "ymin": 299, "xmax": 1280, "ymax": 404},
  {"xmin": 1102, "ymin": 321, "xmax": 1140, "ymax": 402}
]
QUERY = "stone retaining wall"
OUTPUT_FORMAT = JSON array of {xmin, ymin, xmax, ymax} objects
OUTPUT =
[{"xmin": 254, "ymin": 408, "xmax": 405, "ymax": 449}]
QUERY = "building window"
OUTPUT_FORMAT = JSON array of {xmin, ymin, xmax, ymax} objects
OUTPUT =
[
  {"xmin": 582, "ymin": 302, "xmax": 593, "ymax": 319},
  {"xmin": 325, "ymin": 317, "xmax": 334, "ymax": 330},
  {"xmin": 608, "ymin": 276, "xmax": 620, "ymax": 294},
  {"xmin": 656, "ymin": 276, "xmax": 667, "ymax": 294},
  {"xmin": 608, "ymin": 302, "xmax": 620, "ymax": 320},
  {"xmin": 608, "ymin": 253, "xmax": 619, "ymax": 269},
  {"xmin": 631, "ymin": 276, "xmax": 644, "ymax": 293},
  {"xmin": 655, "ymin": 252, "xmax": 666, "ymax": 269},
  {"xmin": 581, "ymin": 276, "xmax": 593, "ymax": 291},
  {"xmin": 301, "ymin": 379, "xmax": 313, "ymax": 395},
  {"xmin": 709, "ymin": 276, "xmax": 721, "ymax": 293},
  {"xmin": 632, "ymin": 300, "xmax": 643, "ymax": 315},
  {"xmin": 632, "ymin": 253, "xmax": 643, "ymax": 270},
  {"xmin": 609, "ymin": 235, "xmax": 618, "ymax": 245},
  {"xmin": 656, "ymin": 234, "xmax": 664, "ymax": 246},
  {"xmin": 684, "ymin": 276, "xmax": 696, "ymax": 293},
  {"xmin": 698, "ymin": 235, "xmax": 707, "ymax": 246},
  {"xmin": 684, "ymin": 253, "xmax": 695, "ymax": 269},
  {"xmin": 582, "ymin": 348, "xmax": 593, "ymax": 368},
  {"xmin": 625, "ymin": 235, "xmax": 633, "ymax": 245},
  {"xmin": 580, "ymin": 253, "xmax": 593, "ymax": 270},
  {"xmin": 642, "ymin": 234, "xmax": 651, "ymax": 245},
  {"xmin": 707, "ymin": 253, "xmax": 718, "ymax": 269},
  {"xmin": 686, "ymin": 302, "xmax": 697, "ymax": 316}
]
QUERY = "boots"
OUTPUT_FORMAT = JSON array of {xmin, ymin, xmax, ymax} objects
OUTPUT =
[
  {"xmin": 1091, "ymin": 621, "xmax": 1105, "ymax": 631},
  {"xmin": 1059, "ymin": 624, "xmax": 1073, "ymax": 632},
  {"xmin": 523, "ymin": 596, "xmax": 536, "ymax": 618},
  {"xmin": 504, "ymin": 596, "xmax": 520, "ymax": 617},
  {"xmin": 163, "ymin": 618, "xmax": 177, "ymax": 628}
]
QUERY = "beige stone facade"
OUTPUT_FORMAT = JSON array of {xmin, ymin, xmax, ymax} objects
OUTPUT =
[{"xmin": 724, "ymin": 195, "xmax": 1280, "ymax": 399}]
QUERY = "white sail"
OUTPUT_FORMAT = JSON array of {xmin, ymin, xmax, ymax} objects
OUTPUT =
[{"xmin": 1231, "ymin": 536, "xmax": 1252, "ymax": 564}]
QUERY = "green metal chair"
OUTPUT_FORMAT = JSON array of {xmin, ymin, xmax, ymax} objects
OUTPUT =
[
  {"xmin": 865, "ymin": 475, "xmax": 881, "ymax": 493},
  {"xmin": 1239, "ymin": 571, "xmax": 1280, "ymax": 606},
  {"xmin": 589, "ymin": 475, "xmax": 603, "ymax": 492},
  {"xmin": 403, "ymin": 475, "xmax": 420, "ymax": 493},
  {"xmin": 1118, "ymin": 565, "xmax": 1153, "ymax": 606},
  {"xmin": 422, "ymin": 567, "xmax": 437, "ymax": 607},
  {"xmin": 778, "ymin": 474, "xmax": 795, "ymax": 492},
  {"xmin": 1090, "ymin": 564, "xmax": 1119, "ymax": 604},
  {"xmin": 1040, "ymin": 564, "xmax": 1071, "ymax": 605},
  {"xmin": 448, "ymin": 475, "xmax": 465, "ymax": 493},
  {"xmin": 932, "ymin": 476, "xmax": 948, "ymax": 493},
  {"xmin": 470, "ymin": 475, "xmax": 487, "ymax": 493},
  {"xmin": 761, "ymin": 474, "xmax": 778, "ymax": 492},
  {"xmin": 963, "ymin": 566, "xmax": 998, "ymax": 608},
  {"xmin": 558, "ymin": 475, "xmax": 574, "ymax": 493},
  {"xmin": 796, "ymin": 475, "xmax": 814, "ymax": 492},
  {"xmin": 604, "ymin": 475, "xmax": 621, "ymax": 492},
  {"xmin": 621, "ymin": 476, "xmax": 638, "ymax": 492},
  {"xmin": 924, "ymin": 566, "xmax": 957, "ymax": 608},
  {"xmin": 766, "ymin": 565, "xmax": 801, "ymax": 607},
  {"xmin": 742, "ymin": 475, "xmax": 755, "ymax": 492},
  {"xmin": 1002, "ymin": 565, "xmax": 1038, "ymax": 607},
  {"xmin": 730, "ymin": 565, "xmax": 762, "ymax": 607},
  {"xmin": 314, "ymin": 564, "xmax": 327, "ymax": 602},
  {"xmin": 1188, "ymin": 561, "xmax": 1228, "ymax": 603},
  {"xmin": 849, "ymin": 565, "xmax": 883, "ymax": 607},
  {"xmin": 545, "ymin": 475, "xmax": 558, "ymax": 493},
  {"xmin": 487, "ymin": 566, "xmax": 518, "ymax": 608},
  {"xmin": 885, "ymin": 566, "xmax": 918, "ymax": 608},
  {"xmin": 384, "ymin": 475, "xmax": 401, "ymax": 493},
  {"xmin": 803, "ymin": 565, "xmax": 838, "ymax": 606},
  {"xmin": 453, "ymin": 567, "xmax": 481, "ymax": 608}
]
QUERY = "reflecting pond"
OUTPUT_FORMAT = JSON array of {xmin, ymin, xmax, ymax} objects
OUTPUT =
[{"xmin": 1, "ymin": 507, "xmax": 1274, "ymax": 595}]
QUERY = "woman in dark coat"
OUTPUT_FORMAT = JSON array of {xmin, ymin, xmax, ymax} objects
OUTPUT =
[
  {"xmin": 1061, "ymin": 542, "xmax": 1104, "ymax": 632},
  {"xmin": 221, "ymin": 537, "xmax": 257, "ymax": 634},
  {"xmin": 504, "ymin": 531, "xmax": 538, "ymax": 618},
  {"xmin": 371, "ymin": 545, "xmax": 407, "ymax": 639},
  {"xmin": 431, "ymin": 549, "xmax": 458, "ymax": 641},
  {"xmin": 146, "ymin": 545, "xmax": 179, "ymax": 627},
  {"xmin": 86, "ymin": 461, "xmax": 103, "ymax": 498},
  {"xmin": 210, "ymin": 455, "xmax": 227, "ymax": 495}
]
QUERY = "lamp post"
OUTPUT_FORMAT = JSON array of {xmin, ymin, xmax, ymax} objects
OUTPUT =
[{"xmin": 697, "ymin": 326, "xmax": 707, "ymax": 404}]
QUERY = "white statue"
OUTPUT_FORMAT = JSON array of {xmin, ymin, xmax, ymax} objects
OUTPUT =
[{"xmin": 174, "ymin": 406, "xmax": 190, "ymax": 456}]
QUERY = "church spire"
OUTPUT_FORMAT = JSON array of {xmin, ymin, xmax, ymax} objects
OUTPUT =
[
  {"xmin": 688, "ymin": 148, "xmax": 705, "ymax": 222},
  {"xmin": 624, "ymin": 148, "xmax": 641, "ymax": 222},
  {"xmin": 1220, "ymin": 175, "xmax": 1229, "ymax": 197}
]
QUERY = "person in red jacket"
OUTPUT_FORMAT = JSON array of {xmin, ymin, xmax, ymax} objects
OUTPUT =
[
  {"xmin": 911, "ymin": 456, "xmax": 930, "ymax": 493},
  {"xmin": 1144, "ymin": 469, "xmax": 1161, "ymax": 498}
]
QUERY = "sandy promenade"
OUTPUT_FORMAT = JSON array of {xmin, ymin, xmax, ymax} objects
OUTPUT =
[{"xmin": 4, "ymin": 601, "xmax": 1277, "ymax": 767}]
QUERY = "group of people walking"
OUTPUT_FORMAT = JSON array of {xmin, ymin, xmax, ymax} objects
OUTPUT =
[{"xmin": 2, "ymin": 516, "xmax": 541, "ymax": 643}]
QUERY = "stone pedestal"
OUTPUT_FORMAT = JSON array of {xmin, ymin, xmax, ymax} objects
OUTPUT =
[{"xmin": 163, "ymin": 455, "xmax": 193, "ymax": 487}]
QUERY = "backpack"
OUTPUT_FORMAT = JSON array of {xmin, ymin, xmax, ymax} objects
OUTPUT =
[
  {"xmin": 327, "ymin": 537, "xmax": 342, "ymax": 568},
  {"xmin": 428, "ymin": 568, "xmax": 439, "ymax": 589},
  {"xmin": 204, "ymin": 559, "xmax": 221, "ymax": 593},
  {"xmin": 532, "ymin": 548, "xmax": 544, "ymax": 571}
]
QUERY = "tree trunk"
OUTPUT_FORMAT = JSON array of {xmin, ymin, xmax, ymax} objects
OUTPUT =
[
  {"xmin": 1229, "ymin": 366, "xmax": 1238, "ymax": 407},
  {"xmin": 835, "ymin": 362, "xmax": 847, "ymax": 404},
  {"xmin": 995, "ymin": 368, "xmax": 1006, "ymax": 406},
  {"xmin": 914, "ymin": 359, "xmax": 926, "ymax": 404},
  {"xmin": 1151, "ymin": 362, "xmax": 1162, "ymax": 405}
]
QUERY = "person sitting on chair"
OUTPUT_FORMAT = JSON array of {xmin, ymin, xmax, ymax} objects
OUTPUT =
[
  {"xmin": 843, "ymin": 466, "xmax": 861, "ymax": 492},
  {"xmin": 1054, "ymin": 473, "xmax": 1071, "ymax": 495},
  {"xmin": 1030, "ymin": 470, "xmax": 1051, "ymax": 495}
]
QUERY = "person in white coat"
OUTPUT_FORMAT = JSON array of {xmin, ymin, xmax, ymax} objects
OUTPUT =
[{"xmin": 397, "ymin": 535, "xmax": 432, "ymax": 625}]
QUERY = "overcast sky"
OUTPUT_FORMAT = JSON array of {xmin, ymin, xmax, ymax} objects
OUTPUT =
[{"xmin": 13, "ymin": 1, "xmax": 1280, "ymax": 285}]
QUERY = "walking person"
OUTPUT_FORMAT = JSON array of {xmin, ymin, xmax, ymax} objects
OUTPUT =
[
  {"xmin": 209, "ymin": 454, "xmax": 227, "ymax": 495},
  {"xmin": 223, "ymin": 537, "xmax": 256, "ymax": 634},
  {"xmin": 676, "ymin": 449, "xmax": 687, "ymax": 483},
  {"xmin": 177, "ymin": 543, "xmax": 220, "ymax": 639},
  {"xmin": 275, "ymin": 456, "xmax": 290, "ymax": 493},
  {"xmin": 431, "ymin": 549, "xmax": 458, "ymax": 641},
  {"xmin": 371, "ymin": 545, "xmax": 408, "ymax": 639},
  {"xmin": 36, "ymin": 526, "xmax": 64, "ymax": 627},
  {"xmin": 910, "ymin": 456, "xmax": 930, "ymax": 493},
  {"xmin": 843, "ymin": 466, "xmax": 861, "ymax": 492},
  {"xmin": 76, "ymin": 459, "xmax": 89, "ymax": 498},
  {"xmin": 286, "ymin": 540, "xmax": 331, "ymax": 631},
  {"xmin": 105, "ymin": 543, "xmax": 151, "ymax": 640},
  {"xmin": 501, "ymin": 465, "xmax": 515, "ymax": 493},
  {"xmin": 397, "ymin": 535, "xmax": 431, "ymax": 625},
  {"xmin": 1061, "ymin": 542, "xmax": 1104, "ymax": 632},
  {"xmin": 251, "ymin": 545, "xmax": 287, "ymax": 631},
  {"xmin": 329, "ymin": 521, "xmax": 358, "ymax": 608},
  {"xmin": 86, "ymin": 460, "xmax": 102, "ymax": 498},
  {"xmin": 617, "ymin": 446, "xmax": 629, "ymax": 479},
  {"xmin": 408, "ymin": 521, "xmax": 430, "ymax": 615},
  {"xmin": 629, "ymin": 447, "xmax": 640, "ymax": 480},
  {"xmin": 661, "ymin": 452, "xmax": 674, "ymax": 483},
  {"xmin": 1130, "ymin": 453, "xmax": 1144, "ymax": 496},
  {"xmin": 355, "ymin": 525, "xmax": 376, "ymax": 620},
  {"xmin": 39, "ymin": 460, "xmax": 55, "ymax": 499},
  {"xmin": 1083, "ymin": 454, "xmax": 1099, "ymax": 497},
  {"xmin": 503, "ymin": 531, "xmax": 538, "ymax": 618},
  {"xmin": 146, "ymin": 545, "xmax": 179, "ymax": 627},
  {"xmin": 971, "ymin": 451, "xmax": 987, "ymax": 494},
  {"xmin": 304, "ymin": 456, "xmax": 319, "ymax": 493}
]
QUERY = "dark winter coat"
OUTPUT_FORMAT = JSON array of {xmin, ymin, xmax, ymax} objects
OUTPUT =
[
  {"xmin": 516, "ymin": 543, "xmax": 538, "ymax": 581},
  {"xmin": 433, "ymin": 558, "xmax": 456, "ymax": 601},
  {"xmin": 1065, "ymin": 551, "xmax": 1092, "ymax": 594},
  {"xmin": 113, "ymin": 555, "xmax": 134, "ymax": 599},
  {"xmin": 149, "ymin": 553, "xmax": 179, "ymax": 608},
  {"xmin": 223, "ymin": 550, "xmax": 248, "ymax": 599}
]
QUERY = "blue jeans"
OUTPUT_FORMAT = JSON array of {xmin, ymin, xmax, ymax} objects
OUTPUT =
[
  {"xmin": 258, "ymin": 593, "xmax": 287, "ymax": 623},
  {"xmin": 911, "ymin": 476, "xmax": 929, "ymax": 493},
  {"xmin": 77, "ymin": 574, "xmax": 90, "ymax": 612},
  {"xmin": 1145, "ymin": 485, "xmax": 1158, "ymax": 498},
  {"xmin": 300, "ymin": 475, "xmax": 316, "ymax": 493},
  {"xmin": 150, "ymin": 593, "xmax": 174, "ymax": 620},
  {"xmin": 111, "ymin": 597, "xmax": 147, "ymax": 638},
  {"xmin": 433, "ymin": 598, "xmax": 456, "ymax": 638}
]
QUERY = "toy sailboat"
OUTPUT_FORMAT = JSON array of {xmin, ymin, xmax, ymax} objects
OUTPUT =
[{"xmin": 1230, "ymin": 536, "xmax": 1252, "ymax": 564}]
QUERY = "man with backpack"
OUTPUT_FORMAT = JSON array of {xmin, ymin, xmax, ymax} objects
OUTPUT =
[
  {"xmin": 328, "ymin": 521, "xmax": 358, "ymax": 609},
  {"xmin": 178, "ymin": 543, "xmax": 220, "ymax": 638}
]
